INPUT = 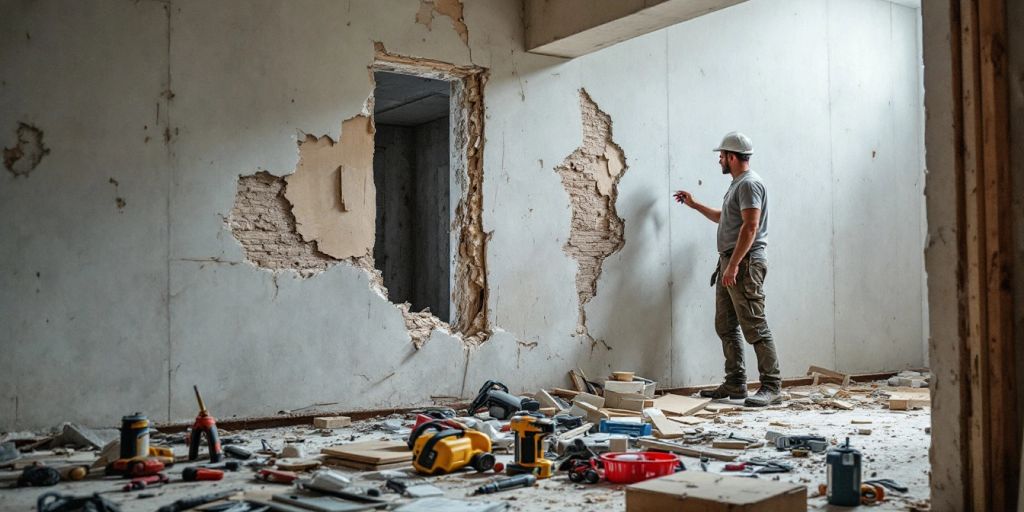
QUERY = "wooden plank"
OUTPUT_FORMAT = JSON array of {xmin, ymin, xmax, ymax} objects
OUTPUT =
[
  {"xmin": 313, "ymin": 416, "xmax": 351, "ymax": 429},
  {"xmin": 322, "ymin": 457, "xmax": 412, "ymax": 471},
  {"xmin": 638, "ymin": 438, "xmax": 738, "ymax": 462},
  {"xmin": 535, "ymin": 389, "xmax": 565, "ymax": 411},
  {"xmin": 320, "ymin": 440, "xmax": 412, "ymax": 464},
  {"xmin": 651, "ymin": 394, "xmax": 710, "ymax": 417},
  {"xmin": 667, "ymin": 416, "xmax": 707, "ymax": 426},
  {"xmin": 711, "ymin": 439, "xmax": 749, "ymax": 450},
  {"xmin": 645, "ymin": 410, "xmax": 686, "ymax": 439},
  {"xmin": 556, "ymin": 422, "xmax": 594, "ymax": 442}
]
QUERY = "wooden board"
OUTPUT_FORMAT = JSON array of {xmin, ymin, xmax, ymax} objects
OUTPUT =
[
  {"xmin": 638, "ymin": 438, "xmax": 738, "ymax": 461},
  {"xmin": 313, "ymin": 416, "xmax": 352, "ymax": 429},
  {"xmin": 651, "ymin": 394, "xmax": 710, "ymax": 417},
  {"xmin": 322, "ymin": 457, "xmax": 412, "ymax": 471},
  {"xmin": 536, "ymin": 389, "xmax": 564, "ymax": 411},
  {"xmin": 704, "ymin": 403, "xmax": 743, "ymax": 413},
  {"xmin": 275, "ymin": 458, "xmax": 322, "ymax": 471},
  {"xmin": 320, "ymin": 440, "xmax": 412, "ymax": 464},
  {"xmin": 711, "ymin": 439, "xmax": 749, "ymax": 450},
  {"xmin": 888, "ymin": 391, "xmax": 931, "ymax": 411},
  {"xmin": 646, "ymin": 410, "xmax": 686, "ymax": 439}
]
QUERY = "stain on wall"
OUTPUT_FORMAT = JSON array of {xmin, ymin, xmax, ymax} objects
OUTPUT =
[
  {"xmin": 556, "ymin": 89, "xmax": 629, "ymax": 348},
  {"xmin": 415, "ymin": 0, "xmax": 469, "ymax": 46},
  {"xmin": 285, "ymin": 115, "xmax": 377, "ymax": 260},
  {"xmin": 3, "ymin": 122, "xmax": 50, "ymax": 177},
  {"xmin": 229, "ymin": 171, "xmax": 338, "ymax": 276}
]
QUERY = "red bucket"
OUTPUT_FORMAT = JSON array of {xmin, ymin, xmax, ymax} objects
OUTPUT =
[{"xmin": 599, "ymin": 451, "xmax": 680, "ymax": 484}]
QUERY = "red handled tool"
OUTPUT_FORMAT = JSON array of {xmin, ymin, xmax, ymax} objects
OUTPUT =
[
  {"xmin": 122, "ymin": 473, "xmax": 168, "ymax": 491},
  {"xmin": 186, "ymin": 385, "xmax": 223, "ymax": 463},
  {"xmin": 182, "ymin": 467, "xmax": 224, "ymax": 482}
]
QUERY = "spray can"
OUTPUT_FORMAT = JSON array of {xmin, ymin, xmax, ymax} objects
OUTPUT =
[
  {"xmin": 826, "ymin": 437, "xmax": 861, "ymax": 506},
  {"xmin": 119, "ymin": 413, "xmax": 150, "ymax": 459}
]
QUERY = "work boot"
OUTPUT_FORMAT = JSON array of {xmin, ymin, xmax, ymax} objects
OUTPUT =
[
  {"xmin": 744, "ymin": 386, "xmax": 782, "ymax": 407},
  {"xmin": 698, "ymin": 383, "xmax": 748, "ymax": 400}
]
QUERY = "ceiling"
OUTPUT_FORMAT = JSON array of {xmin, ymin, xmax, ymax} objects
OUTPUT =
[{"xmin": 373, "ymin": 72, "xmax": 451, "ymax": 127}]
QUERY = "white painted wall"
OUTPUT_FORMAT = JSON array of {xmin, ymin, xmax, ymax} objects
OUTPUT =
[{"xmin": 0, "ymin": 0, "xmax": 925, "ymax": 429}]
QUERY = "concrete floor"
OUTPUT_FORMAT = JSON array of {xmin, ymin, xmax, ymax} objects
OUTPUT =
[{"xmin": 0, "ymin": 384, "xmax": 931, "ymax": 511}]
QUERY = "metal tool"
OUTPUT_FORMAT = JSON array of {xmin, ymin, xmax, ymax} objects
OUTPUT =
[
  {"xmin": 826, "ymin": 437, "xmax": 862, "ymax": 506},
  {"xmin": 467, "ymin": 381, "xmax": 540, "ymax": 420},
  {"xmin": 774, "ymin": 434, "xmax": 828, "ymax": 453},
  {"xmin": 474, "ymin": 473, "xmax": 537, "ymax": 494},
  {"xmin": 156, "ymin": 490, "xmax": 239, "ymax": 512},
  {"xmin": 187, "ymin": 385, "xmax": 224, "ymax": 463}
]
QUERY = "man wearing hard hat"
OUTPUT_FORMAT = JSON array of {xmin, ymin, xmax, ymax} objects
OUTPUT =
[{"xmin": 674, "ymin": 132, "xmax": 781, "ymax": 407}]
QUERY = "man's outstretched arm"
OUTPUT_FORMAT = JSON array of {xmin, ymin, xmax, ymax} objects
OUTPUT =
[{"xmin": 674, "ymin": 190, "xmax": 721, "ymax": 223}]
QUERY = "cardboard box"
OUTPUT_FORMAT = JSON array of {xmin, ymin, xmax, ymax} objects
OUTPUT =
[{"xmin": 626, "ymin": 471, "xmax": 806, "ymax": 512}]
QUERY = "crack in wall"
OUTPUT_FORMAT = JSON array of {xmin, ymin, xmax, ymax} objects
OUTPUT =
[
  {"xmin": 3, "ymin": 122, "xmax": 50, "ymax": 177},
  {"xmin": 555, "ymin": 89, "xmax": 628, "ymax": 350}
]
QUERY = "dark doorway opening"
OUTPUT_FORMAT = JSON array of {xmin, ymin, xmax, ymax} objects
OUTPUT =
[{"xmin": 372, "ymin": 71, "xmax": 451, "ymax": 322}]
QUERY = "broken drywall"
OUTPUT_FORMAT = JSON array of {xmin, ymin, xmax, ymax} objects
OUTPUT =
[
  {"xmin": 3, "ymin": 122, "xmax": 49, "ymax": 177},
  {"xmin": 556, "ymin": 89, "xmax": 629, "ymax": 348},
  {"xmin": 285, "ymin": 115, "xmax": 376, "ymax": 260},
  {"xmin": 414, "ymin": 0, "xmax": 469, "ymax": 46},
  {"xmin": 229, "ymin": 171, "xmax": 338, "ymax": 276}
]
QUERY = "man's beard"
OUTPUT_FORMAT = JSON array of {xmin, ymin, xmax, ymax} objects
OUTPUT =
[{"xmin": 720, "ymin": 162, "xmax": 729, "ymax": 174}]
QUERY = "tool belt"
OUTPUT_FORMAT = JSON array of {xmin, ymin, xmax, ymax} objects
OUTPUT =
[{"xmin": 709, "ymin": 249, "xmax": 735, "ymax": 287}]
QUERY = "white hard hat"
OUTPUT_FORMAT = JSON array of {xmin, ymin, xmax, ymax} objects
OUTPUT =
[{"xmin": 713, "ymin": 131, "xmax": 753, "ymax": 155}]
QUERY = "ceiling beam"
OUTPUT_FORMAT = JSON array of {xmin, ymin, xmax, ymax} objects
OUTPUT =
[{"xmin": 525, "ymin": 0, "xmax": 747, "ymax": 58}]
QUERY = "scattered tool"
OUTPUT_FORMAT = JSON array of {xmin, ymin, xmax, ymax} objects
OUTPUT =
[
  {"xmin": 473, "ymin": 473, "xmax": 537, "ymax": 495},
  {"xmin": 187, "ymin": 385, "xmax": 224, "ymax": 463},
  {"xmin": 774, "ymin": 434, "xmax": 828, "ymax": 453},
  {"xmin": 566, "ymin": 459, "xmax": 602, "ymax": 484},
  {"xmin": 407, "ymin": 420, "xmax": 495, "ymax": 475},
  {"xmin": 864, "ymin": 478, "xmax": 908, "ymax": 493},
  {"xmin": 203, "ymin": 461, "xmax": 241, "ymax": 471},
  {"xmin": 224, "ymin": 445, "xmax": 252, "ymax": 460},
  {"xmin": 105, "ymin": 458, "xmax": 165, "ymax": 478},
  {"xmin": 826, "ymin": 437, "xmax": 862, "ymax": 506},
  {"xmin": 507, "ymin": 414, "xmax": 555, "ymax": 478},
  {"xmin": 122, "ymin": 473, "xmax": 169, "ymax": 492},
  {"xmin": 183, "ymin": 467, "xmax": 224, "ymax": 481},
  {"xmin": 555, "ymin": 438, "xmax": 599, "ymax": 472},
  {"xmin": 17, "ymin": 465, "xmax": 60, "ymax": 487},
  {"xmin": 37, "ymin": 492, "xmax": 121, "ymax": 512},
  {"xmin": 467, "ymin": 381, "xmax": 540, "ymax": 420},
  {"xmin": 156, "ymin": 489, "xmax": 239, "ymax": 512},
  {"xmin": 255, "ymin": 468, "xmax": 298, "ymax": 484},
  {"xmin": 58, "ymin": 465, "xmax": 89, "ymax": 481}
]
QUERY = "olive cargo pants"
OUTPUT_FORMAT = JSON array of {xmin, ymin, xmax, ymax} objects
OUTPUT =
[{"xmin": 713, "ymin": 255, "xmax": 781, "ymax": 391}]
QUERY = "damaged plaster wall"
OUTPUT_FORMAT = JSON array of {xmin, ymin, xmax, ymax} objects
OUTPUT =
[
  {"xmin": 556, "ymin": 89, "xmax": 628, "ymax": 348},
  {"xmin": 1, "ymin": 0, "xmax": 926, "ymax": 429}
]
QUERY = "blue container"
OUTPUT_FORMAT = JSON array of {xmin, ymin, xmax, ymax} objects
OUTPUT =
[{"xmin": 599, "ymin": 419, "xmax": 652, "ymax": 437}]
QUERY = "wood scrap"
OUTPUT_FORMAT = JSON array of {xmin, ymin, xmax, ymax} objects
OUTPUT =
[
  {"xmin": 536, "ymin": 389, "xmax": 565, "ymax": 411},
  {"xmin": 712, "ymin": 439, "xmax": 752, "ymax": 450},
  {"xmin": 320, "ymin": 440, "xmax": 412, "ymax": 465},
  {"xmin": 645, "ymin": 409, "xmax": 687, "ymax": 439},
  {"xmin": 829, "ymin": 400, "xmax": 854, "ymax": 410},
  {"xmin": 313, "ymin": 416, "xmax": 351, "ymax": 429},
  {"xmin": 557, "ymin": 422, "xmax": 594, "ymax": 442},
  {"xmin": 887, "ymin": 388, "xmax": 930, "ymax": 410},
  {"xmin": 652, "ymin": 394, "xmax": 710, "ymax": 417},
  {"xmin": 322, "ymin": 457, "xmax": 412, "ymax": 471},
  {"xmin": 550, "ymin": 388, "xmax": 580, "ymax": 399},
  {"xmin": 275, "ymin": 458, "xmax": 322, "ymax": 471},
  {"xmin": 704, "ymin": 403, "xmax": 743, "ymax": 413},
  {"xmin": 638, "ymin": 438, "xmax": 738, "ymax": 461},
  {"xmin": 808, "ymin": 365, "xmax": 851, "ymax": 387},
  {"xmin": 667, "ymin": 416, "xmax": 706, "ymax": 426}
]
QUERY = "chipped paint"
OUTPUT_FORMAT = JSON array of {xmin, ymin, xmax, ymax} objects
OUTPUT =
[
  {"xmin": 414, "ymin": 0, "xmax": 469, "ymax": 46},
  {"xmin": 555, "ymin": 89, "xmax": 628, "ymax": 349},
  {"xmin": 229, "ymin": 171, "xmax": 339, "ymax": 276},
  {"xmin": 285, "ymin": 115, "xmax": 376, "ymax": 260},
  {"xmin": 3, "ymin": 122, "xmax": 49, "ymax": 177}
]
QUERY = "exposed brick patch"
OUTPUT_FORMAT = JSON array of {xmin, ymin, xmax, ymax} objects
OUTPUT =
[
  {"xmin": 4, "ymin": 122, "xmax": 50, "ymax": 177},
  {"xmin": 229, "ymin": 171, "xmax": 338, "ymax": 276},
  {"xmin": 555, "ymin": 89, "xmax": 628, "ymax": 348}
]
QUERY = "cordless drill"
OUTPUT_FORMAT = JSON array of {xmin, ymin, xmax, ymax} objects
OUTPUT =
[
  {"xmin": 506, "ymin": 414, "xmax": 555, "ymax": 479},
  {"xmin": 186, "ymin": 386, "xmax": 223, "ymax": 463}
]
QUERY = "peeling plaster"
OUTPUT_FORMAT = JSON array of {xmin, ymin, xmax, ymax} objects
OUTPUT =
[
  {"xmin": 556, "ymin": 89, "xmax": 629, "ymax": 349},
  {"xmin": 414, "ymin": 0, "xmax": 469, "ymax": 46},
  {"xmin": 229, "ymin": 171, "xmax": 339, "ymax": 277},
  {"xmin": 285, "ymin": 115, "xmax": 376, "ymax": 260},
  {"xmin": 3, "ymin": 122, "xmax": 49, "ymax": 177}
]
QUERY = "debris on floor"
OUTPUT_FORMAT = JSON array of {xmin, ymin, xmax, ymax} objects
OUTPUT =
[{"xmin": 0, "ymin": 368, "xmax": 932, "ymax": 511}]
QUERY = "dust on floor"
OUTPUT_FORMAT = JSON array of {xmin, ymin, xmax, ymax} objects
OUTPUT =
[{"xmin": 0, "ymin": 382, "xmax": 931, "ymax": 511}]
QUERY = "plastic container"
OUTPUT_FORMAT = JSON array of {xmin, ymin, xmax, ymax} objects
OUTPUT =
[{"xmin": 599, "ymin": 451, "xmax": 679, "ymax": 484}]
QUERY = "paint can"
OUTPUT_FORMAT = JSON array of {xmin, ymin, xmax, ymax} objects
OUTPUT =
[
  {"xmin": 826, "ymin": 437, "xmax": 862, "ymax": 506},
  {"xmin": 119, "ymin": 413, "xmax": 150, "ymax": 459}
]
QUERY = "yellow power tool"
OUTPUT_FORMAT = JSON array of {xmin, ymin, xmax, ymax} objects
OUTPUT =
[
  {"xmin": 407, "ymin": 420, "xmax": 495, "ymax": 475},
  {"xmin": 507, "ymin": 413, "xmax": 555, "ymax": 479}
]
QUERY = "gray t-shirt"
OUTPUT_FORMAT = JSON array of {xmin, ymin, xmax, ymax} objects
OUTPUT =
[{"xmin": 717, "ymin": 170, "xmax": 768, "ymax": 261}]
